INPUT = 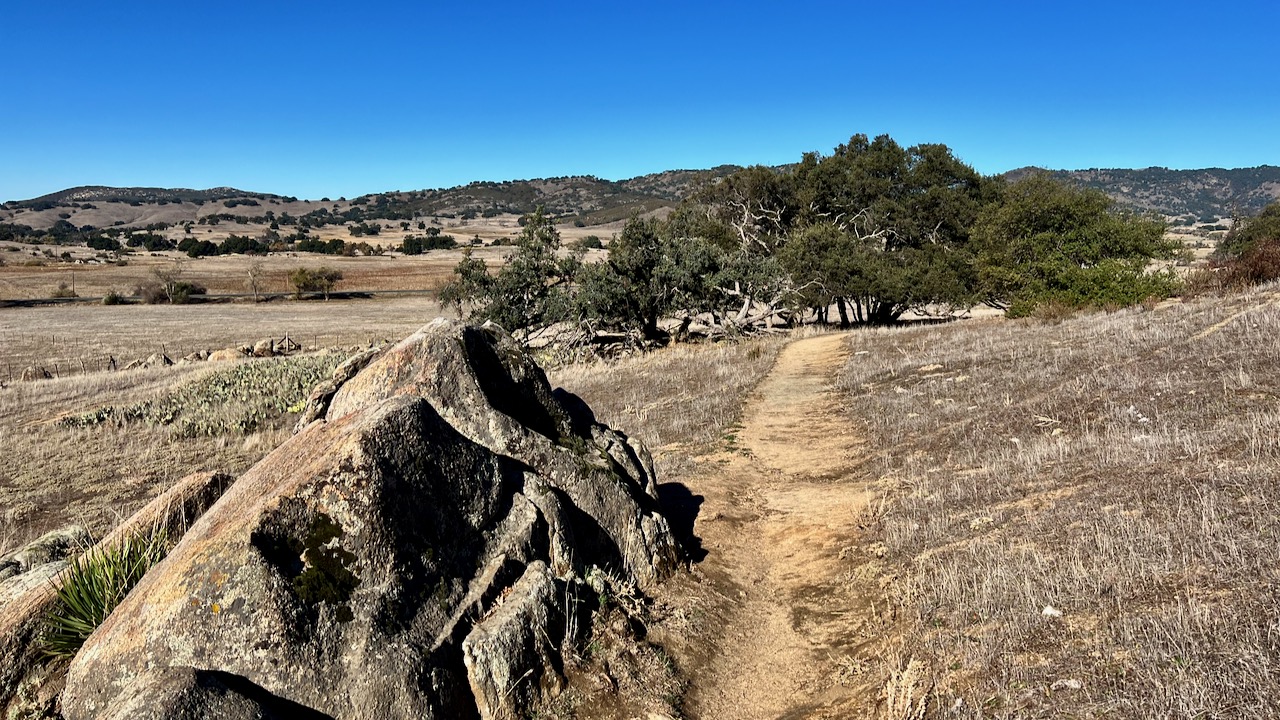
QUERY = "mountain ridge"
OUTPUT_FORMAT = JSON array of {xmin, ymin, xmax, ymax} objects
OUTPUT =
[{"xmin": 5, "ymin": 164, "xmax": 1279, "ymax": 230}]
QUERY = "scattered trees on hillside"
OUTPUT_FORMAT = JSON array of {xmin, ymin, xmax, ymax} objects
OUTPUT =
[{"xmin": 401, "ymin": 228, "xmax": 457, "ymax": 254}]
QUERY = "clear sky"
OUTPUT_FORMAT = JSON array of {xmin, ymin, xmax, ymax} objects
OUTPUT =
[{"xmin": 2, "ymin": 0, "xmax": 1277, "ymax": 202}]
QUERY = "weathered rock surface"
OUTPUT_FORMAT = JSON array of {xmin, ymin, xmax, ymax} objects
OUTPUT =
[
  {"xmin": 95, "ymin": 667, "xmax": 335, "ymax": 720},
  {"xmin": 209, "ymin": 348, "xmax": 249, "ymax": 362},
  {"xmin": 0, "ymin": 526, "xmax": 88, "ymax": 582},
  {"xmin": 62, "ymin": 320, "xmax": 679, "ymax": 720}
]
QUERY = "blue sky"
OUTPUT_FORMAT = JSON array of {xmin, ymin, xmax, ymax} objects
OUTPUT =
[{"xmin": 2, "ymin": 0, "xmax": 1277, "ymax": 201}]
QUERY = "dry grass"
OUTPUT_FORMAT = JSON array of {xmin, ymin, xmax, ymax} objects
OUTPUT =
[
  {"xmin": 0, "ymin": 246, "xmax": 501, "ymax": 300},
  {"xmin": 0, "ymin": 288, "xmax": 456, "ymax": 554},
  {"xmin": 0, "ymin": 353, "xmax": 345, "ymax": 557},
  {"xmin": 0, "ymin": 295, "xmax": 454, "ymax": 378},
  {"xmin": 836, "ymin": 283, "xmax": 1280, "ymax": 717},
  {"xmin": 549, "ymin": 333, "xmax": 795, "ymax": 452}
]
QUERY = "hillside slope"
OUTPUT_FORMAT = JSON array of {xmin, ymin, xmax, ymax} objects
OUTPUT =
[{"xmin": 1007, "ymin": 165, "xmax": 1280, "ymax": 218}]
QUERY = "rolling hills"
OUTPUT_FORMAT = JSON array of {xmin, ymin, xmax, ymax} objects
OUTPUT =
[{"xmin": 3, "ymin": 164, "xmax": 1278, "ymax": 234}]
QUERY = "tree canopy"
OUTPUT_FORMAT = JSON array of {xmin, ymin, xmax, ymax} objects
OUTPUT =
[
  {"xmin": 972, "ymin": 173, "xmax": 1179, "ymax": 315},
  {"xmin": 439, "ymin": 208, "xmax": 580, "ymax": 332},
  {"xmin": 1219, "ymin": 200, "xmax": 1280, "ymax": 258},
  {"xmin": 442, "ymin": 134, "xmax": 1187, "ymax": 344}
]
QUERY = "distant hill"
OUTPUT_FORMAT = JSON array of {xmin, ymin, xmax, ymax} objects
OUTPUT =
[
  {"xmin": 10, "ymin": 186, "xmax": 289, "ymax": 211},
  {"xmin": 5, "ymin": 164, "xmax": 1278, "ymax": 234},
  {"xmin": 351, "ymin": 167, "xmax": 740, "ymax": 225},
  {"xmin": 1004, "ymin": 166, "xmax": 1280, "ymax": 219},
  {"xmin": 0, "ymin": 169, "xmax": 742, "ymax": 230}
]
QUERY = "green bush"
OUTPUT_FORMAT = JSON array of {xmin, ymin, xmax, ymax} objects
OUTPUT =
[
  {"xmin": 1006, "ymin": 261, "xmax": 1182, "ymax": 318},
  {"xmin": 170, "ymin": 281, "xmax": 206, "ymax": 304},
  {"xmin": 1217, "ymin": 201, "xmax": 1280, "ymax": 258},
  {"xmin": 289, "ymin": 266, "xmax": 343, "ymax": 300},
  {"xmin": 102, "ymin": 290, "xmax": 125, "ymax": 305},
  {"xmin": 41, "ymin": 528, "xmax": 169, "ymax": 660},
  {"xmin": 975, "ymin": 173, "xmax": 1180, "ymax": 315}
]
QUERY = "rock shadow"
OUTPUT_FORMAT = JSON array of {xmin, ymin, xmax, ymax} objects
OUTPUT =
[{"xmin": 658, "ymin": 482, "xmax": 705, "ymax": 563}]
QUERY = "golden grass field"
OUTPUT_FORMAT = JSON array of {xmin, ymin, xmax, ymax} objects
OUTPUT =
[
  {"xmin": 832, "ymin": 284, "xmax": 1280, "ymax": 717},
  {"xmin": 2, "ymin": 238, "xmax": 1278, "ymax": 716}
]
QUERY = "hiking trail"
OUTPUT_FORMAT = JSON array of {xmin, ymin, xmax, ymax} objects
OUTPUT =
[{"xmin": 657, "ymin": 332, "xmax": 888, "ymax": 719}]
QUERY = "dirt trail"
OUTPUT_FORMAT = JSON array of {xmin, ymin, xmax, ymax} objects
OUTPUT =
[{"xmin": 661, "ymin": 332, "xmax": 884, "ymax": 719}]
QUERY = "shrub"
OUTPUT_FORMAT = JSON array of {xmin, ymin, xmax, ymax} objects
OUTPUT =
[
  {"xmin": 85, "ymin": 235, "xmax": 121, "ymax": 252},
  {"xmin": 1004, "ymin": 262, "xmax": 1182, "ymax": 318},
  {"xmin": 133, "ymin": 282, "xmax": 166, "ymax": 304},
  {"xmin": 102, "ymin": 289, "xmax": 125, "ymax": 305},
  {"xmin": 289, "ymin": 266, "xmax": 343, "ymax": 300},
  {"xmin": 1186, "ymin": 237, "xmax": 1280, "ymax": 295},
  {"xmin": 50, "ymin": 282, "xmax": 78, "ymax": 299},
  {"xmin": 170, "ymin": 281, "xmax": 206, "ymax": 304},
  {"xmin": 974, "ymin": 175, "xmax": 1181, "ymax": 316},
  {"xmin": 571, "ymin": 235, "xmax": 603, "ymax": 250},
  {"xmin": 133, "ymin": 280, "xmax": 206, "ymax": 304},
  {"xmin": 1217, "ymin": 201, "xmax": 1280, "ymax": 258},
  {"xmin": 40, "ymin": 528, "xmax": 169, "ymax": 660}
]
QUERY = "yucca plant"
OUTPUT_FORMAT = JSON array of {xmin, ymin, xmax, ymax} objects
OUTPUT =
[{"xmin": 41, "ymin": 527, "xmax": 169, "ymax": 660}]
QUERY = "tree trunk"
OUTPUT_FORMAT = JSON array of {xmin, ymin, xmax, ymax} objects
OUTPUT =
[
  {"xmin": 836, "ymin": 297, "xmax": 851, "ymax": 328},
  {"xmin": 643, "ymin": 311, "xmax": 659, "ymax": 341}
]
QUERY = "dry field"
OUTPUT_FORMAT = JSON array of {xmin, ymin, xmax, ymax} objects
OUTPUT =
[
  {"xmin": 0, "ymin": 354, "xmax": 337, "ymax": 558},
  {"xmin": 0, "ymin": 295, "xmax": 456, "ymax": 380},
  {"xmin": 837, "ymin": 283, "xmax": 1280, "ymax": 717},
  {"xmin": 0, "ymin": 295, "xmax": 459, "ymax": 555},
  {"xmin": 0, "ymin": 213, "xmax": 615, "ymax": 303},
  {"xmin": 0, "ymin": 245, "xmax": 500, "ymax": 301}
]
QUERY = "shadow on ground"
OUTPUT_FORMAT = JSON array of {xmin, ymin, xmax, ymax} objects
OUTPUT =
[{"xmin": 658, "ymin": 482, "xmax": 705, "ymax": 563}]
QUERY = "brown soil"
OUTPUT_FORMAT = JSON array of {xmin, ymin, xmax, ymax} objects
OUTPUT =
[{"xmin": 655, "ymin": 332, "xmax": 887, "ymax": 719}]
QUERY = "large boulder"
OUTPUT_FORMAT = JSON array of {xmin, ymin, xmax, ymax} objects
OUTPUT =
[
  {"xmin": 62, "ymin": 320, "xmax": 679, "ymax": 720},
  {"xmin": 208, "ymin": 348, "xmax": 249, "ymax": 362}
]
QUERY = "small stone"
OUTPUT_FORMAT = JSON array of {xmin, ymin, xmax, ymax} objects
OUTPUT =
[
  {"xmin": 1042, "ymin": 605, "xmax": 1063, "ymax": 618},
  {"xmin": 1051, "ymin": 678, "xmax": 1083, "ymax": 691}
]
